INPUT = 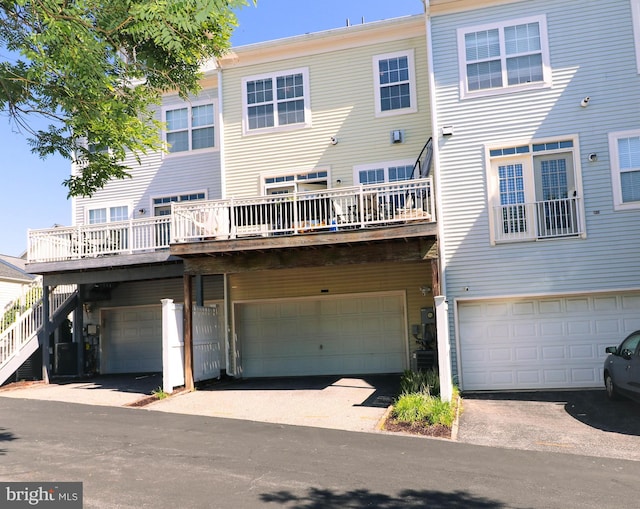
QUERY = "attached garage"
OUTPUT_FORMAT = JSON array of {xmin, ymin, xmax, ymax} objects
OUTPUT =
[
  {"xmin": 235, "ymin": 292, "xmax": 407, "ymax": 378},
  {"xmin": 101, "ymin": 306, "xmax": 163, "ymax": 374},
  {"xmin": 457, "ymin": 293, "xmax": 640, "ymax": 391}
]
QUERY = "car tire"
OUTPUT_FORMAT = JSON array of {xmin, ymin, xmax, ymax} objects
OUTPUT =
[{"xmin": 605, "ymin": 373, "xmax": 621, "ymax": 401}]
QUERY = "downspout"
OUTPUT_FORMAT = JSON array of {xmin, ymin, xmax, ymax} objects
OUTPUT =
[{"xmin": 424, "ymin": 0, "xmax": 453, "ymax": 401}]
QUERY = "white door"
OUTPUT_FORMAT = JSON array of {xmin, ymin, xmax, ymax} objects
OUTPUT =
[
  {"xmin": 458, "ymin": 293, "xmax": 640, "ymax": 391},
  {"xmin": 236, "ymin": 293, "xmax": 406, "ymax": 378},
  {"xmin": 102, "ymin": 307, "xmax": 163, "ymax": 374}
]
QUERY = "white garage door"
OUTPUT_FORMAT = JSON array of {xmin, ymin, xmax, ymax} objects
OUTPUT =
[
  {"xmin": 458, "ymin": 293, "xmax": 640, "ymax": 391},
  {"xmin": 236, "ymin": 293, "xmax": 406, "ymax": 377},
  {"xmin": 103, "ymin": 307, "xmax": 162, "ymax": 374}
]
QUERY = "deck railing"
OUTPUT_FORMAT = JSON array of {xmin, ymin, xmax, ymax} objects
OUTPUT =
[
  {"xmin": 493, "ymin": 197, "xmax": 583, "ymax": 242},
  {"xmin": 28, "ymin": 216, "xmax": 172, "ymax": 263},
  {"xmin": 171, "ymin": 178, "xmax": 434, "ymax": 243},
  {"xmin": 27, "ymin": 179, "xmax": 434, "ymax": 263}
]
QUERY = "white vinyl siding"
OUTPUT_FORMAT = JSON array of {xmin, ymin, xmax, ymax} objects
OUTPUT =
[
  {"xmin": 609, "ymin": 129, "xmax": 640, "ymax": 210},
  {"xmin": 632, "ymin": 0, "xmax": 640, "ymax": 73},
  {"xmin": 457, "ymin": 15, "xmax": 551, "ymax": 99},
  {"xmin": 242, "ymin": 67, "xmax": 311, "ymax": 135},
  {"xmin": 373, "ymin": 50, "xmax": 418, "ymax": 117},
  {"xmin": 73, "ymin": 90, "xmax": 222, "ymax": 226}
]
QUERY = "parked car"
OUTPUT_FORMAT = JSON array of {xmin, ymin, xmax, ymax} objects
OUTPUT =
[{"xmin": 603, "ymin": 330, "xmax": 640, "ymax": 402}]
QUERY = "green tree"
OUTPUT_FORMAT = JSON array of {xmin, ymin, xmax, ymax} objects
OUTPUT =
[{"xmin": 0, "ymin": 0, "xmax": 250, "ymax": 197}]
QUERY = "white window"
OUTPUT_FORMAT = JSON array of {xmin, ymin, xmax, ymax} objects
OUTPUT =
[
  {"xmin": 632, "ymin": 0, "xmax": 640, "ymax": 73},
  {"xmin": 88, "ymin": 204, "xmax": 130, "ymax": 224},
  {"xmin": 354, "ymin": 161, "xmax": 415, "ymax": 184},
  {"xmin": 263, "ymin": 170, "xmax": 328, "ymax": 195},
  {"xmin": 609, "ymin": 130, "xmax": 640, "ymax": 210},
  {"xmin": 486, "ymin": 138, "xmax": 585, "ymax": 244},
  {"xmin": 373, "ymin": 50, "xmax": 417, "ymax": 117},
  {"xmin": 242, "ymin": 68, "xmax": 311, "ymax": 134},
  {"xmin": 152, "ymin": 192, "xmax": 207, "ymax": 216},
  {"xmin": 164, "ymin": 102, "xmax": 215, "ymax": 153},
  {"xmin": 457, "ymin": 15, "xmax": 551, "ymax": 98}
]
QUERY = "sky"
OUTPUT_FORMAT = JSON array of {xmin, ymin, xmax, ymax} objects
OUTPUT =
[{"xmin": 0, "ymin": 0, "xmax": 424, "ymax": 258}]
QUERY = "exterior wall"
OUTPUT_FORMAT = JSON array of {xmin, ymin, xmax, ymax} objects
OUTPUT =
[
  {"xmin": 228, "ymin": 261, "xmax": 435, "ymax": 361},
  {"xmin": 220, "ymin": 16, "xmax": 431, "ymax": 197},
  {"xmin": 431, "ymin": 0, "xmax": 640, "ymax": 302},
  {"xmin": 0, "ymin": 280, "xmax": 29, "ymax": 311},
  {"xmin": 72, "ymin": 87, "xmax": 222, "ymax": 226}
]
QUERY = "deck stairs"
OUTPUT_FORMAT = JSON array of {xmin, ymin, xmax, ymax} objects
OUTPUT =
[{"xmin": 0, "ymin": 277, "xmax": 77, "ymax": 385}]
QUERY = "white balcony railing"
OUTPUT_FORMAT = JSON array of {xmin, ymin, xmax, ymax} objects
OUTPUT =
[
  {"xmin": 171, "ymin": 179, "xmax": 434, "ymax": 243},
  {"xmin": 493, "ymin": 197, "xmax": 583, "ymax": 243},
  {"xmin": 28, "ymin": 216, "xmax": 172, "ymax": 263},
  {"xmin": 27, "ymin": 179, "xmax": 434, "ymax": 263}
]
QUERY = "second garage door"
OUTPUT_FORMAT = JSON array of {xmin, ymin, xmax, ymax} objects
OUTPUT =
[
  {"xmin": 102, "ymin": 306, "xmax": 162, "ymax": 374},
  {"xmin": 236, "ymin": 293, "xmax": 407, "ymax": 377},
  {"xmin": 458, "ymin": 293, "xmax": 640, "ymax": 391}
]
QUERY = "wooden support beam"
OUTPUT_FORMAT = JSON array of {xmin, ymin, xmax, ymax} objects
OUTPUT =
[
  {"xmin": 183, "ymin": 238, "xmax": 437, "ymax": 275},
  {"xmin": 183, "ymin": 274, "xmax": 194, "ymax": 391}
]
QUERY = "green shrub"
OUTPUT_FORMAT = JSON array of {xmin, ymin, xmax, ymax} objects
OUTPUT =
[
  {"xmin": 392, "ymin": 392, "xmax": 457, "ymax": 427},
  {"xmin": 400, "ymin": 368, "xmax": 440, "ymax": 396}
]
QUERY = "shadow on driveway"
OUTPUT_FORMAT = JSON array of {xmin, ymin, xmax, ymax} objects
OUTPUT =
[{"xmin": 458, "ymin": 389, "xmax": 640, "ymax": 460}]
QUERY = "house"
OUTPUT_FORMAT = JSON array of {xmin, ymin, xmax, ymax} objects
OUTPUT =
[
  {"xmin": 0, "ymin": 254, "xmax": 34, "ymax": 313},
  {"xmin": 426, "ymin": 0, "xmax": 640, "ymax": 390},
  {"xmin": 2, "ymin": 13, "xmax": 439, "ymax": 388}
]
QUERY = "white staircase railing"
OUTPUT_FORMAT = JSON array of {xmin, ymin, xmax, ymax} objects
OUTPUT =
[{"xmin": 0, "ymin": 276, "xmax": 77, "ymax": 384}]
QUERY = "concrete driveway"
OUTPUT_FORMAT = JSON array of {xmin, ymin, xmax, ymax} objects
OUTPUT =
[{"xmin": 457, "ymin": 390, "xmax": 640, "ymax": 461}]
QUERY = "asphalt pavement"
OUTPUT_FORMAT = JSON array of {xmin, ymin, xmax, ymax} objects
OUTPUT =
[
  {"xmin": 2, "ymin": 375, "xmax": 640, "ymax": 463},
  {"xmin": 0, "ymin": 397, "xmax": 637, "ymax": 509}
]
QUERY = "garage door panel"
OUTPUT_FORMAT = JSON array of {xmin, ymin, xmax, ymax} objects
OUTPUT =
[
  {"xmin": 459, "ymin": 293, "xmax": 640, "ymax": 390},
  {"xmin": 238, "ymin": 294, "xmax": 405, "ymax": 377},
  {"xmin": 104, "ymin": 307, "xmax": 162, "ymax": 374}
]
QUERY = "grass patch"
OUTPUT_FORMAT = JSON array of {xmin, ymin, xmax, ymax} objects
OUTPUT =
[
  {"xmin": 152, "ymin": 387, "xmax": 169, "ymax": 400},
  {"xmin": 384, "ymin": 369, "xmax": 461, "ymax": 437}
]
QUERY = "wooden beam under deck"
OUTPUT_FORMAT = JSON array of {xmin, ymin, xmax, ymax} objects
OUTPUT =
[
  {"xmin": 182, "ymin": 236, "xmax": 437, "ymax": 275},
  {"xmin": 172, "ymin": 222, "xmax": 438, "ymax": 257}
]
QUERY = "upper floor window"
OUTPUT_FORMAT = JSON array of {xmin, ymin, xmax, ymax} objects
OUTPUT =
[
  {"xmin": 486, "ymin": 137, "xmax": 585, "ymax": 244},
  {"xmin": 243, "ymin": 68, "xmax": 311, "ymax": 134},
  {"xmin": 373, "ymin": 50, "xmax": 417, "ymax": 117},
  {"xmin": 165, "ymin": 102, "xmax": 215, "ymax": 153},
  {"xmin": 457, "ymin": 15, "xmax": 551, "ymax": 99},
  {"xmin": 609, "ymin": 130, "xmax": 640, "ymax": 210}
]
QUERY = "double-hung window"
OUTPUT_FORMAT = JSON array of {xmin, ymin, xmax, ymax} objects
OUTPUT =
[
  {"xmin": 609, "ymin": 130, "xmax": 640, "ymax": 210},
  {"xmin": 457, "ymin": 15, "xmax": 551, "ymax": 98},
  {"xmin": 165, "ymin": 102, "xmax": 215, "ymax": 153},
  {"xmin": 243, "ymin": 68, "xmax": 311, "ymax": 134},
  {"xmin": 373, "ymin": 50, "xmax": 417, "ymax": 117}
]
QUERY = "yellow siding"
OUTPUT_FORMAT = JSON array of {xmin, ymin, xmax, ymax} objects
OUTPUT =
[
  {"xmin": 228, "ymin": 261, "xmax": 433, "ymax": 342},
  {"xmin": 221, "ymin": 32, "xmax": 431, "ymax": 197}
]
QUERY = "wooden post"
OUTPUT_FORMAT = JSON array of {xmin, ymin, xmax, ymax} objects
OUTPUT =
[
  {"xmin": 183, "ymin": 274, "xmax": 194, "ymax": 391},
  {"xmin": 41, "ymin": 285, "xmax": 50, "ymax": 384}
]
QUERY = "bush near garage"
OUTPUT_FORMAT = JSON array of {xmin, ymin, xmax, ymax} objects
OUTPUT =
[{"xmin": 384, "ymin": 369, "xmax": 460, "ymax": 438}]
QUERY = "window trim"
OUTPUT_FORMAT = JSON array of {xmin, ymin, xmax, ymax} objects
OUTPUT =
[
  {"xmin": 632, "ymin": 0, "xmax": 640, "ymax": 73},
  {"xmin": 241, "ymin": 67, "xmax": 312, "ymax": 136},
  {"xmin": 485, "ymin": 135, "xmax": 584, "ymax": 245},
  {"xmin": 353, "ymin": 159, "xmax": 416, "ymax": 184},
  {"xmin": 261, "ymin": 168, "xmax": 330, "ymax": 195},
  {"xmin": 609, "ymin": 129, "xmax": 640, "ymax": 211},
  {"xmin": 457, "ymin": 15, "xmax": 552, "ymax": 100},
  {"xmin": 86, "ymin": 201, "xmax": 133, "ymax": 225},
  {"xmin": 372, "ymin": 50, "xmax": 418, "ymax": 118},
  {"xmin": 151, "ymin": 190, "xmax": 208, "ymax": 216},
  {"xmin": 162, "ymin": 99, "xmax": 218, "ymax": 155}
]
